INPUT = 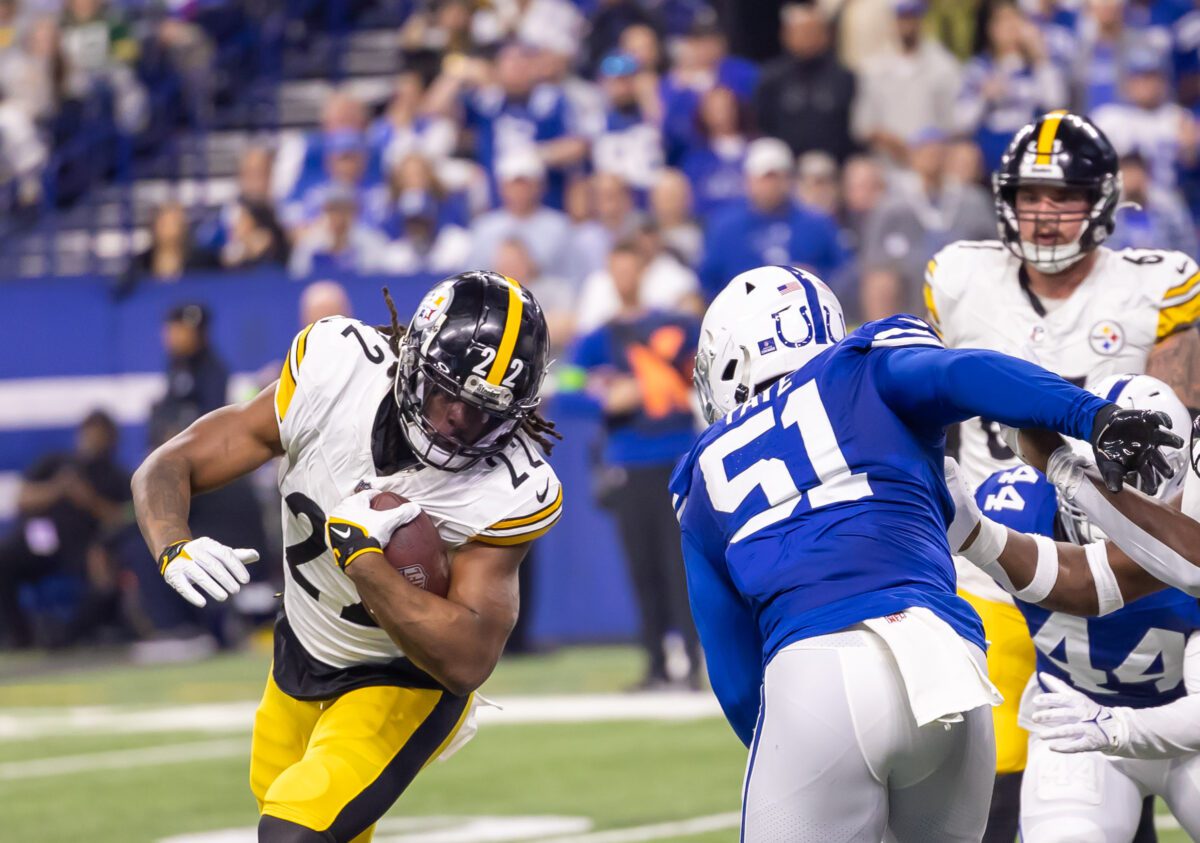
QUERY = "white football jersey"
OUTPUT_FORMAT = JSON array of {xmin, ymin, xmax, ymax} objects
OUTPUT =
[
  {"xmin": 273, "ymin": 316, "xmax": 562, "ymax": 671},
  {"xmin": 925, "ymin": 240, "xmax": 1200, "ymax": 601}
]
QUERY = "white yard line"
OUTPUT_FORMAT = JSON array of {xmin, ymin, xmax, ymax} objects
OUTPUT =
[
  {"xmin": 537, "ymin": 813, "xmax": 740, "ymax": 842},
  {"xmin": 0, "ymin": 692, "xmax": 721, "ymax": 742},
  {"xmin": 158, "ymin": 814, "xmax": 740, "ymax": 843},
  {"xmin": 0, "ymin": 738, "xmax": 245, "ymax": 780}
]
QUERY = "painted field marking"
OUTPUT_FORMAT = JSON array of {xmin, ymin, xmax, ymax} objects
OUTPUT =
[
  {"xmin": 539, "ymin": 812, "xmax": 741, "ymax": 842},
  {"xmin": 0, "ymin": 692, "xmax": 722, "ymax": 742},
  {"xmin": 0, "ymin": 738, "xmax": 245, "ymax": 780}
]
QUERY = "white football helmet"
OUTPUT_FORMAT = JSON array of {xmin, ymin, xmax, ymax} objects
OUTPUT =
[
  {"xmin": 1060, "ymin": 373, "xmax": 1191, "ymax": 543},
  {"xmin": 694, "ymin": 265, "xmax": 846, "ymax": 425}
]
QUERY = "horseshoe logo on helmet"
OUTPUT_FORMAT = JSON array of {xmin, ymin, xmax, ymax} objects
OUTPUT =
[{"xmin": 772, "ymin": 305, "xmax": 814, "ymax": 348}]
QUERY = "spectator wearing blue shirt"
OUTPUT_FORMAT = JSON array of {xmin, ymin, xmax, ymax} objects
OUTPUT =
[
  {"xmin": 1093, "ymin": 52, "xmax": 1199, "ymax": 198},
  {"xmin": 698, "ymin": 137, "xmax": 847, "ymax": 299},
  {"xmin": 288, "ymin": 184, "xmax": 401, "ymax": 278},
  {"xmin": 273, "ymin": 92, "xmax": 382, "ymax": 225},
  {"xmin": 954, "ymin": 2, "xmax": 1067, "ymax": 171},
  {"xmin": 660, "ymin": 21, "xmax": 758, "ymax": 165},
  {"xmin": 426, "ymin": 43, "xmax": 588, "ymax": 210},
  {"xmin": 280, "ymin": 130, "xmax": 380, "ymax": 232},
  {"xmin": 677, "ymin": 85, "xmax": 749, "ymax": 220},
  {"xmin": 1109, "ymin": 152, "xmax": 1199, "ymax": 255},
  {"xmin": 568, "ymin": 240, "xmax": 702, "ymax": 689},
  {"xmin": 591, "ymin": 52, "xmax": 664, "ymax": 205},
  {"xmin": 1027, "ymin": 0, "xmax": 1079, "ymax": 75},
  {"xmin": 367, "ymin": 71, "xmax": 457, "ymax": 170},
  {"xmin": 1072, "ymin": 0, "xmax": 1172, "ymax": 113},
  {"xmin": 363, "ymin": 152, "xmax": 470, "ymax": 240}
]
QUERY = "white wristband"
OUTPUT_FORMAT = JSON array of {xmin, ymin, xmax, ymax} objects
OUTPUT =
[
  {"xmin": 1011, "ymin": 534, "xmax": 1059, "ymax": 604},
  {"xmin": 960, "ymin": 515, "xmax": 1008, "ymax": 567},
  {"xmin": 1084, "ymin": 540, "xmax": 1124, "ymax": 616}
]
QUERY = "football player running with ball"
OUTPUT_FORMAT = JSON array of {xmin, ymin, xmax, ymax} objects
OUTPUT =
[
  {"xmin": 132, "ymin": 272, "xmax": 563, "ymax": 843},
  {"xmin": 670, "ymin": 264, "xmax": 1179, "ymax": 842},
  {"xmin": 925, "ymin": 110, "xmax": 1200, "ymax": 842}
]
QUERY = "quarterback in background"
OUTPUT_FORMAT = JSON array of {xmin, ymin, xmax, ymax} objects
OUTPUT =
[
  {"xmin": 925, "ymin": 110, "xmax": 1200, "ymax": 842},
  {"xmin": 131, "ymin": 272, "xmax": 563, "ymax": 843}
]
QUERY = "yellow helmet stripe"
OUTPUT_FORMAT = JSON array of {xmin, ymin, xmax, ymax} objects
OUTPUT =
[
  {"xmin": 488, "ymin": 276, "xmax": 524, "ymax": 385},
  {"xmin": 1035, "ymin": 109, "xmax": 1069, "ymax": 166}
]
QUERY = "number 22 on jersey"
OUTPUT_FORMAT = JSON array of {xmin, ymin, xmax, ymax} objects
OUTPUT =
[{"xmin": 699, "ymin": 378, "xmax": 873, "ymax": 544}]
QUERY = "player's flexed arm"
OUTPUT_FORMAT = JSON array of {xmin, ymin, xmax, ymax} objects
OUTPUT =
[
  {"xmin": 946, "ymin": 431, "xmax": 1200, "ymax": 614},
  {"xmin": 132, "ymin": 386, "xmax": 283, "ymax": 606},
  {"xmin": 321, "ymin": 491, "xmax": 530, "ymax": 697}
]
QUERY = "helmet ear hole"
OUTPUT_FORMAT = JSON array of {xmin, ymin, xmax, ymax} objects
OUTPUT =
[{"xmin": 721, "ymin": 360, "xmax": 737, "ymax": 381}]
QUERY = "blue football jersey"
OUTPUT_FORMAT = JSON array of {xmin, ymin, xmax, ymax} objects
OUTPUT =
[
  {"xmin": 975, "ymin": 468, "xmax": 1200, "ymax": 708},
  {"xmin": 672, "ymin": 311, "xmax": 1108, "ymax": 744},
  {"xmin": 673, "ymin": 317, "xmax": 991, "ymax": 663}
]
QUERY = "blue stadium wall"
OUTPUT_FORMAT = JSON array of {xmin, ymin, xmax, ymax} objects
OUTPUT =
[{"xmin": 0, "ymin": 270, "xmax": 641, "ymax": 645}]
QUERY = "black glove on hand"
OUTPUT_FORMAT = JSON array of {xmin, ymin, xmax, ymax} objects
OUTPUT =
[{"xmin": 1089, "ymin": 404, "xmax": 1185, "ymax": 494}]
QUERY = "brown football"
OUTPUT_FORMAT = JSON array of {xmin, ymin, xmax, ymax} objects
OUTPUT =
[{"xmin": 370, "ymin": 492, "xmax": 451, "ymax": 598}]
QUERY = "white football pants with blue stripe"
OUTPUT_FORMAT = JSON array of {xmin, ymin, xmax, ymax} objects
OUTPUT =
[{"xmin": 740, "ymin": 628, "xmax": 995, "ymax": 842}]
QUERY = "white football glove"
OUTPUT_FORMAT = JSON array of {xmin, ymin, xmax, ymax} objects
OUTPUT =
[
  {"xmin": 944, "ymin": 457, "xmax": 982, "ymax": 553},
  {"xmin": 1029, "ymin": 673, "xmax": 1129, "ymax": 755},
  {"xmin": 159, "ymin": 537, "xmax": 259, "ymax": 608},
  {"xmin": 325, "ymin": 490, "xmax": 421, "ymax": 571}
]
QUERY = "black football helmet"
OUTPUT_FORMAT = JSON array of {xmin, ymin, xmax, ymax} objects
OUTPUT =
[
  {"xmin": 396, "ymin": 270, "xmax": 550, "ymax": 471},
  {"xmin": 993, "ymin": 111, "xmax": 1121, "ymax": 273}
]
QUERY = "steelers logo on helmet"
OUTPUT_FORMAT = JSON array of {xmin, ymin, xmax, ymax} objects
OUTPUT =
[
  {"xmin": 413, "ymin": 280, "xmax": 454, "ymax": 331},
  {"xmin": 993, "ymin": 111, "xmax": 1121, "ymax": 274},
  {"xmin": 395, "ymin": 271, "xmax": 550, "ymax": 472}
]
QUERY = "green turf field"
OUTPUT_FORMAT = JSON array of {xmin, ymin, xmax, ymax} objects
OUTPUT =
[{"xmin": 0, "ymin": 645, "xmax": 1191, "ymax": 842}]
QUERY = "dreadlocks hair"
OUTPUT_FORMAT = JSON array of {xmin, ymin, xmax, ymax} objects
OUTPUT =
[
  {"xmin": 377, "ymin": 287, "xmax": 564, "ymax": 456},
  {"xmin": 378, "ymin": 286, "xmax": 406, "ymax": 380}
]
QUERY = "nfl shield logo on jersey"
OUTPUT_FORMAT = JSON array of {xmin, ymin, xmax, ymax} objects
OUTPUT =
[{"xmin": 1088, "ymin": 321, "xmax": 1124, "ymax": 355}]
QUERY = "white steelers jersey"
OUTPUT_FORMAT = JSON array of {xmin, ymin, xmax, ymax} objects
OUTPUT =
[
  {"xmin": 925, "ymin": 240, "xmax": 1200, "ymax": 602},
  {"xmin": 272, "ymin": 316, "xmax": 562, "ymax": 669}
]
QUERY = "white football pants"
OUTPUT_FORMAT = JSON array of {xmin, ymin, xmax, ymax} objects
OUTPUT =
[
  {"xmin": 740, "ymin": 628, "xmax": 996, "ymax": 843},
  {"xmin": 1021, "ymin": 733, "xmax": 1200, "ymax": 842}
]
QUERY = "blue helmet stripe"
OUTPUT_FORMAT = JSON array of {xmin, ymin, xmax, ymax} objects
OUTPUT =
[
  {"xmin": 1105, "ymin": 375, "xmax": 1134, "ymax": 404},
  {"xmin": 780, "ymin": 266, "xmax": 827, "ymax": 344}
]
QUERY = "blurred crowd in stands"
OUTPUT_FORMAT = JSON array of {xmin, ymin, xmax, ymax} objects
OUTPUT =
[
  {"xmin": 10, "ymin": 0, "xmax": 1200, "ymax": 668},
  {"xmin": 4, "ymin": 0, "xmax": 1200, "ymax": 324}
]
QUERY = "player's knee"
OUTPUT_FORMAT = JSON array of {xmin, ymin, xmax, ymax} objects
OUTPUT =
[
  {"xmin": 1021, "ymin": 816, "xmax": 1109, "ymax": 843},
  {"xmin": 258, "ymin": 814, "xmax": 334, "ymax": 843}
]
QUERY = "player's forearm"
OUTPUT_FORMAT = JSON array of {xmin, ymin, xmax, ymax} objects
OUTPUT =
[
  {"xmin": 994, "ymin": 530, "xmax": 1103, "ymax": 615},
  {"xmin": 131, "ymin": 448, "xmax": 195, "ymax": 558},
  {"xmin": 347, "ymin": 555, "xmax": 504, "ymax": 696},
  {"xmin": 134, "ymin": 391, "xmax": 282, "ymax": 559}
]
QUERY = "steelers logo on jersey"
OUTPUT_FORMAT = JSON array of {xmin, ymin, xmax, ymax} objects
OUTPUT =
[{"xmin": 1088, "ymin": 320, "xmax": 1125, "ymax": 356}]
